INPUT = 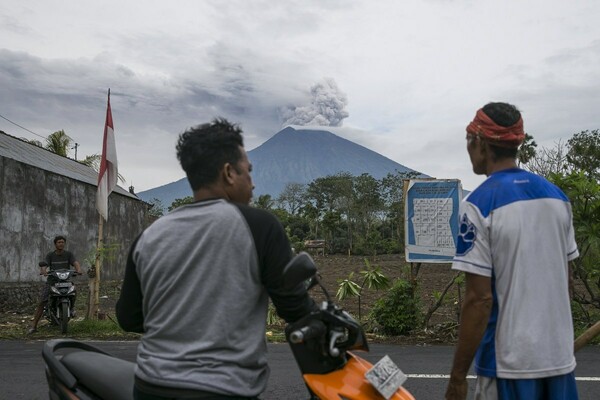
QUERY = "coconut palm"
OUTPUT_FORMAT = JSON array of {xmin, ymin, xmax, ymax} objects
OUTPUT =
[
  {"xmin": 45, "ymin": 130, "xmax": 72, "ymax": 157},
  {"xmin": 79, "ymin": 153, "xmax": 126, "ymax": 184},
  {"xmin": 23, "ymin": 138, "xmax": 44, "ymax": 147}
]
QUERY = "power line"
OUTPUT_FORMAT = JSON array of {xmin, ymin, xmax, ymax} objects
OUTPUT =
[{"xmin": 0, "ymin": 112, "xmax": 46, "ymax": 139}]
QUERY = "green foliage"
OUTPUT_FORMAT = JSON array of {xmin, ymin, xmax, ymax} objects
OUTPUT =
[
  {"xmin": 550, "ymin": 171, "xmax": 600, "ymax": 309},
  {"xmin": 24, "ymin": 138, "xmax": 44, "ymax": 147},
  {"xmin": 566, "ymin": 129, "xmax": 600, "ymax": 178},
  {"xmin": 517, "ymin": 133, "xmax": 537, "ymax": 166},
  {"xmin": 169, "ymin": 196, "xmax": 194, "ymax": 211},
  {"xmin": 370, "ymin": 278, "xmax": 421, "ymax": 336},
  {"xmin": 78, "ymin": 153, "xmax": 126, "ymax": 183},
  {"xmin": 277, "ymin": 183, "xmax": 306, "ymax": 215},
  {"xmin": 45, "ymin": 130, "xmax": 72, "ymax": 157},
  {"xmin": 253, "ymin": 194, "xmax": 275, "ymax": 210},
  {"xmin": 336, "ymin": 273, "xmax": 361, "ymax": 299},
  {"xmin": 69, "ymin": 318, "xmax": 124, "ymax": 335},
  {"xmin": 361, "ymin": 259, "xmax": 390, "ymax": 290},
  {"xmin": 147, "ymin": 198, "xmax": 165, "ymax": 218},
  {"xmin": 544, "ymin": 129, "xmax": 600, "ymax": 314},
  {"xmin": 84, "ymin": 242, "xmax": 121, "ymax": 267},
  {"xmin": 266, "ymin": 303, "xmax": 283, "ymax": 326},
  {"xmin": 336, "ymin": 260, "xmax": 390, "ymax": 320},
  {"xmin": 261, "ymin": 170, "xmax": 419, "ymax": 257},
  {"xmin": 572, "ymin": 303, "xmax": 600, "ymax": 346}
]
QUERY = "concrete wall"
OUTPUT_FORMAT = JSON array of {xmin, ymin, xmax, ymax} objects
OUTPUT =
[{"xmin": 0, "ymin": 156, "xmax": 148, "ymax": 283}]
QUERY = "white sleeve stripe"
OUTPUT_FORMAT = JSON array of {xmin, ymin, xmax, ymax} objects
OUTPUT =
[{"xmin": 452, "ymin": 259, "xmax": 493, "ymax": 271}]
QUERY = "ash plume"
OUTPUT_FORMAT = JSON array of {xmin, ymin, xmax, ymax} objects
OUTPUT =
[{"xmin": 281, "ymin": 78, "xmax": 349, "ymax": 127}]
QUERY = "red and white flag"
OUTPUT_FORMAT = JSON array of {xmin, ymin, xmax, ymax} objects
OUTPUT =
[{"xmin": 96, "ymin": 90, "xmax": 118, "ymax": 221}]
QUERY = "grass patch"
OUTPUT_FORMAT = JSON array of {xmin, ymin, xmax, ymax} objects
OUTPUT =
[
  {"xmin": 66, "ymin": 318, "xmax": 140, "ymax": 339},
  {"xmin": 1, "ymin": 311, "xmax": 289, "ymax": 343}
]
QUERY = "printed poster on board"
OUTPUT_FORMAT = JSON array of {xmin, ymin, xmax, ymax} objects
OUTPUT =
[{"xmin": 404, "ymin": 179, "xmax": 462, "ymax": 263}]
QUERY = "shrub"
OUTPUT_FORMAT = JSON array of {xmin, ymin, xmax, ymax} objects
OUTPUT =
[{"xmin": 370, "ymin": 278, "xmax": 421, "ymax": 336}]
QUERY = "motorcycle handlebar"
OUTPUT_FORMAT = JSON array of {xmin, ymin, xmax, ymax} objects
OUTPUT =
[
  {"xmin": 289, "ymin": 320, "xmax": 326, "ymax": 344},
  {"xmin": 40, "ymin": 270, "xmax": 82, "ymax": 276}
]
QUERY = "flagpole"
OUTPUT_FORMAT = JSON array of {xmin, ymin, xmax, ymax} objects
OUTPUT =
[
  {"xmin": 94, "ymin": 89, "xmax": 109, "ymax": 319},
  {"xmin": 87, "ymin": 214, "xmax": 104, "ymax": 319},
  {"xmin": 89, "ymin": 88, "xmax": 115, "ymax": 319},
  {"xmin": 94, "ymin": 214, "xmax": 103, "ymax": 317}
]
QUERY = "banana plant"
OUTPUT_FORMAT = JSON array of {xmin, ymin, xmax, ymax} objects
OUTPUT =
[{"xmin": 337, "ymin": 259, "xmax": 390, "ymax": 321}]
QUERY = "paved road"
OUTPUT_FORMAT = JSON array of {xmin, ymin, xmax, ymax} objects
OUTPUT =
[{"xmin": 2, "ymin": 340, "xmax": 598, "ymax": 399}]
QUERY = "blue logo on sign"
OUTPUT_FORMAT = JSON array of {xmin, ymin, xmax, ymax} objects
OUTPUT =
[{"xmin": 456, "ymin": 213, "xmax": 477, "ymax": 256}]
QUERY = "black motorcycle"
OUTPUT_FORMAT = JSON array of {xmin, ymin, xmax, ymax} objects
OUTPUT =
[{"xmin": 41, "ymin": 262, "xmax": 79, "ymax": 334}]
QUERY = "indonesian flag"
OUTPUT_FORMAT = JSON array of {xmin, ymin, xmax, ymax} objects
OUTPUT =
[{"xmin": 96, "ymin": 90, "xmax": 118, "ymax": 221}]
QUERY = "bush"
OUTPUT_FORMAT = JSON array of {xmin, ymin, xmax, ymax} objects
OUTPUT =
[
  {"xmin": 572, "ymin": 302, "xmax": 600, "ymax": 346},
  {"xmin": 370, "ymin": 278, "xmax": 421, "ymax": 336}
]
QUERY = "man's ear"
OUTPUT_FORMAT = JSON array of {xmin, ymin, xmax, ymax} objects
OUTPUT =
[
  {"xmin": 222, "ymin": 163, "xmax": 236, "ymax": 185},
  {"xmin": 479, "ymin": 140, "xmax": 488, "ymax": 157}
]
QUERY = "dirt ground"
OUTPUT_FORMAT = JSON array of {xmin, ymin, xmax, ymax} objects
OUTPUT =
[
  {"xmin": 2, "ymin": 254, "xmax": 461, "ymax": 343},
  {"xmin": 305, "ymin": 253, "xmax": 461, "ymax": 344}
]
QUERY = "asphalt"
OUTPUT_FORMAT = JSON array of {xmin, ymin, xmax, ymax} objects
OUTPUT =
[{"xmin": 1, "ymin": 340, "xmax": 598, "ymax": 399}]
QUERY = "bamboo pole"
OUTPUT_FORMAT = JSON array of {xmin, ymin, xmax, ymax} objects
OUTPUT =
[
  {"xmin": 87, "ymin": 215, "xmax": 103, "ymax": 319},
  {"xmin": 574, "ymin": 320, "xmax": 600, "ymax": 352}
]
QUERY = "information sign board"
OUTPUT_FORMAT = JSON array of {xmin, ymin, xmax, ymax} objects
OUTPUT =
[{"xmin": 404, "ymin": 179, "xmax": 462, "ymax": 263}]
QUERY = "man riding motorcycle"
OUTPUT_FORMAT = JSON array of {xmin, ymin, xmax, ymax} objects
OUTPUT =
[{"xmin": 29, "ymin": 235, "xmax": 82, "ymax": 334}]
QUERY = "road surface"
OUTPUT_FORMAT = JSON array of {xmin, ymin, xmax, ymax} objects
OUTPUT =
[{"xmin": 2, "ymin": 340, "xmax": 598, "ymax": 399}]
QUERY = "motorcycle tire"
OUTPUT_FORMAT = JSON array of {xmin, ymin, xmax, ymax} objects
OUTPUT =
[{"xmin": 60, "ymin": 302, "xmax": 69, "ymax": 334}]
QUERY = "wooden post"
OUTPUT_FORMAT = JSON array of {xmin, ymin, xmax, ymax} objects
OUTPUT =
[
  {"xmin": 574, "ymin": 320, "xmax": 600, "ymax": 352},
  {"xmin": 86, "ymin": 215, "xmax": 103, "ymax": 319},
  {"xmin": 86, "ymin": 275, "xmax": 95, "ymax": 319}
]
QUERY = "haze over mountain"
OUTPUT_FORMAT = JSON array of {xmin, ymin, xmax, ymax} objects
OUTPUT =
[{"xmin": 138, "ymin": 127, "xmax": 425, "ymax": 208}]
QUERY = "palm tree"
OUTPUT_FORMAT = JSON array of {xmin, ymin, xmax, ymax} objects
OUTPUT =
[
  {"xmin": 43, "ymin": 130, "xmax": 126, "ymax": 183},
  {"xmin": 79, "ymin": 153, "xmax": 126, "ymax": 184},
  {"xmin": 45, "ymin": 130, "xmax": 72, "ymax": 157},
  {"xmin": 79, "ymin": 154, "xmax": 101, "ymax": 170},
  {"xmin": 22, "ymin": 138, "xmax": 44, "ymax": 147}
]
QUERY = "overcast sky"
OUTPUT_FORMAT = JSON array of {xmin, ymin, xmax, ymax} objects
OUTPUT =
[{"xmin": 1, "ymin": 0, "xmax": 599, "ymax": 193}]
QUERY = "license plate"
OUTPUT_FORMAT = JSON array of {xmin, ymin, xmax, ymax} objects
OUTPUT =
[
  {"xmin": 365, "ymin": 355, "xmax": 407, "ymax": 399},
  {"xmin": 55, "ymin": 283, "xmax": 72, "ymax": 288}
]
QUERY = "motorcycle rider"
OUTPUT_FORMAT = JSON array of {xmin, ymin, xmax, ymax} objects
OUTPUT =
[
  {"xmin": 116, "ymin": 118, "xmax": 316, "ymax": 400},
  {"xmin": 29, "ymin": 235, "xmax": 82, "ymax": 334}
]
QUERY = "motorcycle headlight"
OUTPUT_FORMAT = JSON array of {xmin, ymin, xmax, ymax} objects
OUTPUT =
[
  {"xmin": 50, "ymin": 287, "xmax": 61, "ymax": 294},
  {"xmin": 67, "ymin": 286, "xmax": 75, "ymax": 294},
  {"xmin": 57, "ymin": 272, "xmax": 69, "ymax": 280}
]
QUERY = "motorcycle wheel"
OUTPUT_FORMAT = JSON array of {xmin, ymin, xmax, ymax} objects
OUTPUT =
[{"xmin": 60, "ymin": 302, "xmax": 69, "ymax": 334}]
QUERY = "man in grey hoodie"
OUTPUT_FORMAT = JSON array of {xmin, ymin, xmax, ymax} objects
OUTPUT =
[{"xmin": 116, "ymin": 118, "xmax": 315, "ymax": 400}]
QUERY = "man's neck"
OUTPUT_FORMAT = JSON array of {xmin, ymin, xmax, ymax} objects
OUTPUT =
[
  {"xmin": 486, "ymin": 158, "xmax": 518, "ymax": 176},
  {"xmin": 193, "ymin": 186, "xmax": 229, "ymax": 202}
]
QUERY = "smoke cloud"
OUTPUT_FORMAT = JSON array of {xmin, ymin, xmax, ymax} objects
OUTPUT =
[{"xmin": 281, "ymin": 78, "xmax": 349, "ymax": 127}]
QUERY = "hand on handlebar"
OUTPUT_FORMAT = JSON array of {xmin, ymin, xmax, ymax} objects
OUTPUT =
[{"xmin": 289, "ymin": 320, "xmax": 327, "ymax": 344}]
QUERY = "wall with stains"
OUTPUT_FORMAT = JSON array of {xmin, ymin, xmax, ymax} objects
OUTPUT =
[{"xmin": 0, "ymin": 156, "xmax": 148, "ymax": 282}]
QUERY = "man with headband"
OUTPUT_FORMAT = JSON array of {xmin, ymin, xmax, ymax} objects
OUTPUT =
[{"xmin": 445, "ymin": 102, "xmax": 579, "ymax": 400}]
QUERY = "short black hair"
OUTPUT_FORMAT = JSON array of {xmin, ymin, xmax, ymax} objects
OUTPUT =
[
  {"xmin": 482, "ymin": 102, "xmax": 521, "ymax": 159},
  {"xmin": 54, "ymin": 235, "xmax": 67, "ymax": 244},
  {"xmin": 176, "ymin": 118, "xmax": 244, "ymax": 191},
  {"xmin": 482, "ymin": 102, "xmax": 521, "ymax": 127}
]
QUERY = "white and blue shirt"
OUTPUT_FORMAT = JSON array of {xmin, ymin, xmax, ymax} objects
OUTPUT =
[{"xmin": 452, "ymin": 168, "xmax": 578, "ymax": 379}]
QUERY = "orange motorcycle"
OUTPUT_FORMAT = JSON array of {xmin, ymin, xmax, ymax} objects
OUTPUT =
[{"xmin": 283, "ymin": 252, "xmax": 415, "ymax": 400}]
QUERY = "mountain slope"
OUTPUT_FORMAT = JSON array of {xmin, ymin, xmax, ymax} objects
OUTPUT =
[
  {"xmin": 249, "ymin": 126, "xmax": 419, "ymax": 195},
  {"xmin": 138, "ymin": 126, "xmax": 424, "ymax": 207}
]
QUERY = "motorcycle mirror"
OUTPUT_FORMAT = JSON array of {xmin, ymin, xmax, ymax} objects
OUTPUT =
[
  {"xmin": 39, "ymin": 261, "xmax": 48, "ymax": 267},
  {"xmin": 282, "ymin": 252, "xmax": 317, "ymax": 291}
]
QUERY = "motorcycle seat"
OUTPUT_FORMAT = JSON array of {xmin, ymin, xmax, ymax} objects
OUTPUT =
[{"xmin": 61, "ymin": 350, "xmax": 135, "ymax": 400}]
